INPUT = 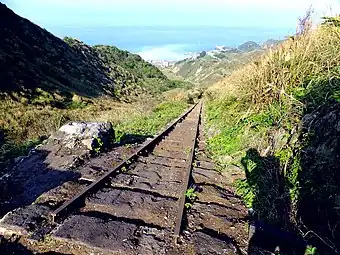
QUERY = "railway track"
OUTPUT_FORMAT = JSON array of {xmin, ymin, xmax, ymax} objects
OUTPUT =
[
  {"xmin": 51, "ymin": 101, "xmax": 201, "ymax": 234},
  {"xmin": 0, "ymin": 101, "xmax": 248, "ymax": 254}
]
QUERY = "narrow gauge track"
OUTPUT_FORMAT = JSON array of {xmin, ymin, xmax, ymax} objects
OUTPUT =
[{"xmin": 50, "ymin": 101, "xmax": 203, "ymax": 253}]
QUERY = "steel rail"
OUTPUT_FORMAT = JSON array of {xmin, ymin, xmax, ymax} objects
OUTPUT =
[
  {"xmin": 174, "ymin": 101, "xmax": 202, "ymax": 236},
  {"xmin": 50, "ymin": 102, "xmax": 198, "ymax": 223}
]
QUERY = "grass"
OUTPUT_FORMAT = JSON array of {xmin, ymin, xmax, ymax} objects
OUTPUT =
[
  {"xmin": 114, "ymin": 99, "xmax": 189, "ymax": 143},
  {"xmin": 205, "ymin": 19, "xmax": 340, "ymax": 253},
  {"xmin": 0, "ymin": 89, "xmax": 192, "ymax": 171},
  {"xmin": 0, "ymin": 139, "xmax": 41, "ymax": 175}
]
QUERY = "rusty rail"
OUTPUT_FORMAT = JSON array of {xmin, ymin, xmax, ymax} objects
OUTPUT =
[
  {"xmin": 174, "ymin": 101, "xmax": 202, "ymax": 236},
  {"xmin": 50, "ymin": 102, "xmax": 199, "ymax": 223}
]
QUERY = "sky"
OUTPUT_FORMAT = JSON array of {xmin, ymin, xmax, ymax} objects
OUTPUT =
[
  {"xmin": 2, "ymin": 0, "xmax": 340, "ymax": 61},
  {"xmin": 3, "ymin": 0, "xmax": 339, "ymax": 28}
]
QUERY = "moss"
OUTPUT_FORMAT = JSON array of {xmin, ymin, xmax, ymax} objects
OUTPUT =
[{"xmin": 92, "ymin": 136, "xmax": 104, "ymax": 154}]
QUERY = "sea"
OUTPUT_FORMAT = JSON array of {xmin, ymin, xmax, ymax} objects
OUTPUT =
[{"xmin": 49, "ymin": 26, "xmax": 294, "ymax": 61}]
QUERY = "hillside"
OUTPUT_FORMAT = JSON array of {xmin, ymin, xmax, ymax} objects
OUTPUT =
[
  {"xmin": 162, "ymin": 40, "xmax": 282, "ymax": 86},
  {"xmin": 237, "ymin": 41, "xmax": 262, "ymax": 51},
  {"xmin": 0, "ymin": 3, "xmax": 178, "ymax": 105},
  {"xmin": 205, "ymin": 18, "xmax": 340, "ymax": 253},
  {"xmin": 0, "ymin": 3, "xmax": 190, "ymax": 170}
]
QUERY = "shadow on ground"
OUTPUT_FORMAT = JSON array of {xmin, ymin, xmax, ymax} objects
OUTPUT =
[
  {"xmin": 241, "ymin": 103, "xmax": 340, "ymax": 254},
  {"xmin": 240, "ymin": 149, "xmax": 306, "ymax": 254},
  {"xmin": 115, "ymin": 133, "xmax": 153, "ymax": 147},
  {"xmin": 0, "ymin": 148, "xmax": 81, "ymax": 217},
  {"xmin": 0, "ymin": 131, "xmax": 154, "ymax": 218},
  {"xmin": 296, "ymin": 104, "xmax": 340, "ymax": 254}
]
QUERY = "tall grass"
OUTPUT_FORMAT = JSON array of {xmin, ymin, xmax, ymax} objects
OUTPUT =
[
  {"xmin": 207, "ymin": 23, "xmax": 340, "ymax": 165},
  {"xmin": 210, "ymin": 24, "xmax": 340, "ymax": 114}
]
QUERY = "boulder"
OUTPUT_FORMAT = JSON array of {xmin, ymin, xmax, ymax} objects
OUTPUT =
[
  {"xmin": 34, "ymin": 121, "xmax": 115, "ymax": 170},
  {"xmin": 54, "ymin": 121, "xmax": 114, "ymax": 152}
]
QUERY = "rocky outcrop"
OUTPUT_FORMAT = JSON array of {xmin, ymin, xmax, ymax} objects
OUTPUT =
[
  {"xmin": 51, "ymin": 121, "xmax": 114, "ymax": 154},
  {"xmin": 298, "ymin": 104, "xmax": 340, "ymax": 251},
  {"xmin": 237, "ymin": 41, "xmax": 262, "ymax": 52}
]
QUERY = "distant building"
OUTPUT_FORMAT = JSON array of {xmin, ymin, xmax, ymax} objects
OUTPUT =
[
  {"xmin": 149, "ymin": 60, "xmax": 176, "ymax": 68},
  {"xmin": 215, "ymin": 45, "xmax": 230, "ymax": 52}
]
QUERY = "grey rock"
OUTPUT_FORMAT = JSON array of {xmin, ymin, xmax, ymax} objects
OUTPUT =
[
  {"xmin": 13, "ymin": 156, "xmax": 25, "ymax": 165},
  {"xmin": 53, "ymin": 121, "xmax": 114, "ymax": 152}
]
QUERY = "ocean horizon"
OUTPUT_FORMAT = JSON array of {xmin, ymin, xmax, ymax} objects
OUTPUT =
[{"xmin": 47, "ymin": 25, "xmax": 294, "ymax": 61}]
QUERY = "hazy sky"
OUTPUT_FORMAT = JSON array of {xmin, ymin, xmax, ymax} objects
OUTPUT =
[{"xmin": 3, "ymin": 0, "xmax": 340, "ymax": 28}]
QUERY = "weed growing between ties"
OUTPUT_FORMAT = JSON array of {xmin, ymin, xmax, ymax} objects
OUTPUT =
[
  {"xmin": 205, "ymin": 17, "xmax": 340, "ymax": 253},
  {"xmin": 185, "ymin": 187, "xmax": 198, "ymax": 209}
]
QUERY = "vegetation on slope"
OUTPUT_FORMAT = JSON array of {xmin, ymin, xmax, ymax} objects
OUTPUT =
[
  {"xmin": 92, "ymin": 45, "xmax": 186, "ymax": 94},
  {"xmin": 115, "ymin": 99, "xmax": 189, "ymax": 144},
  {"xmin": 162, "ymin": 41, "xmax": 282, "ymax": 87},
  {"xmin": 205, "ymin": 17, "xmax": 340, "ymax": 253},
  {"xmin": 0, "ymin": 3, "xmax": 133, "ymax": 102},
  {"xmin": 0, "ymin": 3, "xmax": 184, "ymax": 103},
  {"xmin": 0, "ymin": 3, "xmax": 193, "ymax": 171}
]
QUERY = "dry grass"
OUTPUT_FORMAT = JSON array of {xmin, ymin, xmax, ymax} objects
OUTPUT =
[
  {"xmin": 162, "ymin": 88, "xmax": 189, "ymax": 102},
  {"xmin": 209, "ymin": 24, "xmax": 340, "ymax": 114},
  {"xmin": 0, "ymin": 96, "xmax": 155, "ymax": 144},
  {"xmin": 0, "ymin": 87, "xmax": 193, "ymax": 171},
  {"xmin": 0, "ymin": 93, "xmax": 157, "ymax": 169}
]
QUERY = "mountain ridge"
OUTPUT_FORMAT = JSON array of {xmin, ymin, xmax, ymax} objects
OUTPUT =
[
  {"xmin": 0, "ymin": 3, "xmax": 191, "ymax": 169},
  {"xmin": 0, "ymin": 3, "xmax": 177, "ymax": 106},
  {"xmin": 157, "ymin": 39, "xmax": 284, "ymax": 86}
]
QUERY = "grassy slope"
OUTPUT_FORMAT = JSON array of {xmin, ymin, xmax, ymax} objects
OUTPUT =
[
  {"xmin": 0, "ymin": 4, "xmax": 193, "ymax": 170},
  {"xmin": 205, "ymin": 20, "xmax": 340, "ymax": 252},
  {"xmin": 92, "ymin": 45, "xmax": 185, "ymax": 95},
  {"xmin": 115, "ymin": 99, "xmax": 189, "ymax": 143},
  {"xmin": 0, "ymin": 93, "xmax": 190, "ymax": 172}
]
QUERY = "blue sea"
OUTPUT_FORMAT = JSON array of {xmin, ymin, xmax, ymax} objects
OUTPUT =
[{"xmin": 49, "ymin": 26, "xmax": 293, "ymax": 61}]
